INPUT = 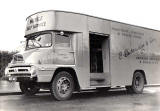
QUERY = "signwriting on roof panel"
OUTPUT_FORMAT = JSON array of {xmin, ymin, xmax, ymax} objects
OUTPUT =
[{"xmin": 25, "ymin": 11, "xmax": 55, "ymax": 35}]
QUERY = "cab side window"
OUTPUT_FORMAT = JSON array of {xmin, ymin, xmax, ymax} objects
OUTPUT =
[{"xmin": 55, "ymin": 33, "xmax": 71, "ymax": 49}]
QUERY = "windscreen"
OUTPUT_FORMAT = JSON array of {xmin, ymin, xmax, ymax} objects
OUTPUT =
[{"xmin": 26, "ymin": 33, "xmax": 52, "ymax": 50}]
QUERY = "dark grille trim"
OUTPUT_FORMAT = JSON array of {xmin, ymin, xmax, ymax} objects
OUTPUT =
[
  {"xmin": 11, "ymin": 73, "xmax": 31, "ymax": 76},
  {"xmin": 18, "ymin": 69, "xmax": 29, "ymax": 72},
  {"xmin": 10, "ymin": 66, "xmax": 31, "ymax": 68},
  {"xmin": 9, "ymin": 70, "xmax": 14, "ymax": 72}
]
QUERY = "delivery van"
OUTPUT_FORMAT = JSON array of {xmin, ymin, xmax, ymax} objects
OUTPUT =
[{"xmin": 5, "ymin": 10, "xmax": 160, "ymax": 100}]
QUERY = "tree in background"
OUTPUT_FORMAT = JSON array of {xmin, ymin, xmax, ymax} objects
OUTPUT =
[
  {"xmin": 0, "ymin": 51, "xmax": 17, "ymax": 77},
  {"xmin": 0, "ymin": 41, "xmax": 25, "ymax": 78}
]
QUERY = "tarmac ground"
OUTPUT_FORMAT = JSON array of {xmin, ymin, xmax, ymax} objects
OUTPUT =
[{"xmin": 0, "ymin": 80, "xmax": 160, "ymax": 111}]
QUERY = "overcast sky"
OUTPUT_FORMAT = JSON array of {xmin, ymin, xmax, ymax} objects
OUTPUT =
[{"xmin": 0, "ymin": 0, "xmax": 160, "ymax": 51}]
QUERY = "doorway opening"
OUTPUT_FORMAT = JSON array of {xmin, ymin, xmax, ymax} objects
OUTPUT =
[{"xmin": 90, "ymin": 33, "xmax": 108, "ymax": 73}]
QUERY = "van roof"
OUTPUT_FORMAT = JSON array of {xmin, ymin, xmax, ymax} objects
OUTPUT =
[{"xmin": 26, "ymin": 10, "xmax": 160, "ymax": 33}]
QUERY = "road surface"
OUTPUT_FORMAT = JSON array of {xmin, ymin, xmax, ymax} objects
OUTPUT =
[{"xmin": 0, "ymin": 81, "xmax": 160, "ymax": 111}]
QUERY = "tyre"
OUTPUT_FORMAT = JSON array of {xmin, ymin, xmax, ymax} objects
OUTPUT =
[
  {"xmin": 19, "ymin": 82, "xmax": 40, "ymax": 95},
  {"xmin": 50, "ymin": 71, "xmax": 74, "ymax": 101},
  {"xmin": 126, "ymin": 72, "xmax": 145, "ymax": 94},
  {"xmin": 125, "ymin": 86, "xmax": 133, "ymax": 93}
]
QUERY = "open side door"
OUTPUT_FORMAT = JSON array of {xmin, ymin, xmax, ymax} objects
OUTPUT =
[{"xmin": 89, "ymin": 33, "xmax": 111, "ymax": 87}]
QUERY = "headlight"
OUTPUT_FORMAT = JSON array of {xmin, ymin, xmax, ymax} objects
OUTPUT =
[
  {"xmin": 30, "ymin": 66, "xmax": 36, "ymax": 75},
  {"xmin": 5, "ymin": 68, "xmax": 8, "ymax": 75}
]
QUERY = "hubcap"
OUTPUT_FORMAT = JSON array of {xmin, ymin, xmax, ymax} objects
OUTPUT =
[{"xmin": 57, "ymin": 77, "xmax": 71, "ymax": 95}]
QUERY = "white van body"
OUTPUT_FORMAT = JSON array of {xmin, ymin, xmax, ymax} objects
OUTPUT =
[{"xmin": 5, "ymin": 10, "xmax": 160, "ymax": 100}]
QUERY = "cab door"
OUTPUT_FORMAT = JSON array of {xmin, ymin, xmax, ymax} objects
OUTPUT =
[{"xmin": 53, "ymin": 32, "xmax": 75, "ymax": 65}]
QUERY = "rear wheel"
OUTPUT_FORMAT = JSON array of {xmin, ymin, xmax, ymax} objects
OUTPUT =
[
  {"xmin": 126, "ymin": 72, "xmax": 145, "ymax": 94},
  {"xmin": 50, "ymin": 71, "xmax": 74, "ymax": 101},
  {"xmin": 19, "ymin": 82, "xmax": 40, "ymax": 95}
]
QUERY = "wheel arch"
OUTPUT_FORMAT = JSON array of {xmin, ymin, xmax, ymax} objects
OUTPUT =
[
  {"xmin": 51, "ymin": 67, "xmax": 80, "ymax": 91},
  {"xmin": 133, "ymin": 70, "xmax": 147, "ymax": 84}
]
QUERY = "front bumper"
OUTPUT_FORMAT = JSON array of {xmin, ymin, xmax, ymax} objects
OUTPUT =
[{"xmin": 5, "ymin": 66, "xmax": 37, "ymax": 82}]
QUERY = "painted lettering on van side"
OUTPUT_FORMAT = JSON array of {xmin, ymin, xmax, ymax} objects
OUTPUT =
[{"xmin": 118, "ymin": 38, "xmax": 156, "ymax": 60}]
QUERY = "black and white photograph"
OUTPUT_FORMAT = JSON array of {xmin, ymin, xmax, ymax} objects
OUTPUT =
[{"xmin": 0, "ymin": 0, "xmax": 160, "ymax": 111}]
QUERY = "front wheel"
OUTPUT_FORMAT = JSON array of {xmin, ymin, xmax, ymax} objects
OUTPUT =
[
  {"xmin": 50, "ymin": 71, "xmax": 74, "ymax": 101},
  {"xmin": 126, "ymin": 72, "xmax": 145, "ymax": 94},
  {"xmin": 19, "ymin": 82, "xmax": 40, "ymax": 95}
]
